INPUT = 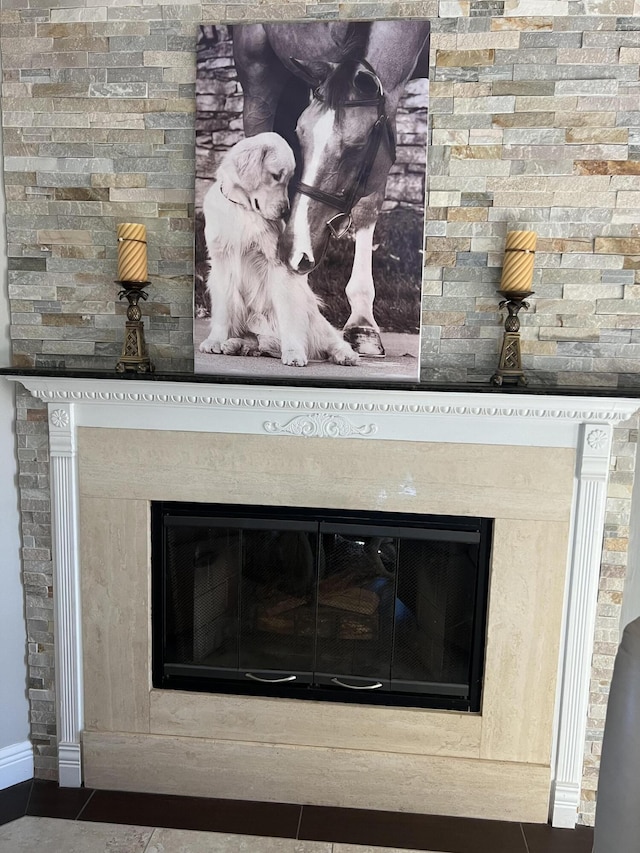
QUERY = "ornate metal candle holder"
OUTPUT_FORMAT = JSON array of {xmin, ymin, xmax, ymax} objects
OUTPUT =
[
  {"xmin": 491, "ymin": 289, "xmax": 533, "ymax": 387},
  {"xmin": 115, "ymin": 281, "xmax": 155, "ymax": 373}
]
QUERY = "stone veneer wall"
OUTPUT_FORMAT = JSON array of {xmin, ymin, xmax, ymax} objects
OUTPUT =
[{"xmin": 2, "ymin": 0, "xmax": 639, "ymax": 826}]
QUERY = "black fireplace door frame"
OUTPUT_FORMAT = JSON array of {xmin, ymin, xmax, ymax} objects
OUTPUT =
[{"xmin": 151, "ymin": 502, "xmax": 492, "ymax": 712}]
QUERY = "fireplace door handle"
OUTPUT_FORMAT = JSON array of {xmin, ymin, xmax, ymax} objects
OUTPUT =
[
  {"xmin": 331, "ymin": 677, "xmax": 383, "ymax": 690},
  {"xmin": 245, "ymin": 673, "xmax": 297, "ymax": 683}
]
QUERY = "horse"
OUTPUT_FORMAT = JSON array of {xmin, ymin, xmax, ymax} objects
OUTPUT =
[{"xmin": 232, "ymin": 20, "xmax": 430, "ymax": 357}]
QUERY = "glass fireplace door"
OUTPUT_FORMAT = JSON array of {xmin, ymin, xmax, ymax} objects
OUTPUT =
[
  {"xmin": 154, "ymin": 503, "xmax": 491, "ymax": 711},
  {"xmin": 162, "ymin": 516, "xmax": 318, "ymax": 686},
  {"xmin": 315, "ymin": 523, "xmax": 481, "ymax": 696},
  {"xmin": 315, "ymin": 524, "xmax": 396, "ymax": 691},
  {"xmin": 239, "ymin": 521, "xmax": 317, "ymax": 683}
]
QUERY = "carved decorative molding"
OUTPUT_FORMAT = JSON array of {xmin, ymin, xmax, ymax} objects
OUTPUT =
[
  {"xmin": 25, "ymin": 391, "xmax": 629, "ymax": 423},
  {"xmin": 6, "ymin": 375, "xmax": 636, "ymax": 428},
  {"xmin": 264, "ymin": 413, "xmax": 377, "ymax": 438},
  {"xmin": 50, "ymin": 408, "xmax": 70, "ymax": 429},
  {"xmin": 47, "ymin": 402, "xmax": 76, "ymax": 457},
  {"xmin": 586, "ymin": 427, "xmax": 608, "ymax": 450}
]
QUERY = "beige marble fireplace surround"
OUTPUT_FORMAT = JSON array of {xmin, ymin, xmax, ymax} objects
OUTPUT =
[{"xmin": 78, "ymin": 426, "xmax": 574, "ymax": 824}]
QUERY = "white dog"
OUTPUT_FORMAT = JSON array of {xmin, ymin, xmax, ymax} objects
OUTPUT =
[{"xmin": 198, "ymin": 132, "xmax": 358, "ymax": 368}]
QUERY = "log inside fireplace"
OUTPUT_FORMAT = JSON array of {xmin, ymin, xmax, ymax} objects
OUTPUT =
[{"xmin": 151, "ymin": 503, "xmax": 492, "ymax": 712}]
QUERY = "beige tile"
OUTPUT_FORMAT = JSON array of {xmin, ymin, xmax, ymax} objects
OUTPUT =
[
  {"xmin": 77, "ymin": 427, "xmax": 573, "ymax": 824},
  {"xmin": 147, "ymin": 828, "xmax": 331, "ymax": 852},
  {"xmin": 78, "ymin": 429, "xmax": 574, "ymax": 522},
  {"xmin": 83, "ymin": 731, "xmax": 551, "ymax": 823},
  {"xmin": 481, "ymin": 519, "xmax": 569, "ymax": 764},
  {"xmin": 81, "ymin": 496, "xmax": 150, "ymax": 734},
  {"xmin": 150, "ymin": 690, "xmax": 481, "ymax": 759},
  {"xmin": 0, "ymin": 816, "xmax": 152, "ymax": 853}
]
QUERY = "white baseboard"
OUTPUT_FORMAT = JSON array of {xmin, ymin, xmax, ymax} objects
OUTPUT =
[
  {"xmin": 0, "ymin": 740, "xmax": 33, "ymax": 790},
  {"xmin": 58, "ymin": 742, "xmax": 82, "ymax": 788},
  {"xmin": 552, "ymin": 780, "xmax": 579, "ymax": 828}
]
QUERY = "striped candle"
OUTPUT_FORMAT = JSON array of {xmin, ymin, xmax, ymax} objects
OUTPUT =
[
  {"xmin": 117, "ymin": 222, "xmax": 148, "ymax": 282},
  {"xmin": 500, "ymin": 230, "xmax": 536, "ymax": 293}
]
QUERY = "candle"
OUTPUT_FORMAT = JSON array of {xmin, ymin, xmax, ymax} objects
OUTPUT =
[
  {"xmin": 117, "ymin": 222, "xmax": 148, "ymax": 282},
  {"xmin": 500, "ymin": 229, "xmax": 536, "ymax": 293}
]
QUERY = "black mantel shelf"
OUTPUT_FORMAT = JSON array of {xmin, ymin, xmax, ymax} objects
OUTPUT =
[{"xmin": 2, "ymin": 365, "xmax": 640, "ymax": 400}]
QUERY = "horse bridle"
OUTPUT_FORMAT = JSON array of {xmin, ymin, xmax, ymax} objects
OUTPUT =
[{"xmin": 294, "ymin": 64, "xmax": 396, "ymax": 240}]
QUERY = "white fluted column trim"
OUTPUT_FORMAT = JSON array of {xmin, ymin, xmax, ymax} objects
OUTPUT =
[
  {"xmin": 552, "ymin": 423, "xmax": 614, "ymax": 828},
  {"xmin": 48, "ymin": 403, "xmax": 83, "ymax": 787}
]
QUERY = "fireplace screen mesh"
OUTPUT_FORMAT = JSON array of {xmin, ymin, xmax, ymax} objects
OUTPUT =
[{"xmin": 153, "ymin": 504, "xmax": 492, "ymax": 711}]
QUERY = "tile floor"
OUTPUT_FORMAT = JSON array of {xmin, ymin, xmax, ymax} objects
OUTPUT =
[{"xmin": 0, "ymin": 780, "xmax": 595, "ymax": 852}]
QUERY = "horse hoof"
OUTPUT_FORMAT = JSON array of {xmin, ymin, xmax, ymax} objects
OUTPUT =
[{"xmin": 343, "ymin": 326, "xmax": 385, "ymax": 358}]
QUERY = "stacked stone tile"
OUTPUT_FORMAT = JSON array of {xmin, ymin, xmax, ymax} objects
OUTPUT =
[
  {"xmin": 424, "ymin": 5, "xmax": 640, "ymax": 385},
  {"xmin": 15, "ymin": 390, "xmax": 56, "ymax": 777},
  {"xmin": 2, "ymin": 3, "xmax": 197, "ymax": 374},
  {"xmin": 1, "ymin": 0, "xmax": 639, "ymax": 824}
]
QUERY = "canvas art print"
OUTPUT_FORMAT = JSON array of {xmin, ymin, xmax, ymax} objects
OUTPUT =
[{"xmin": 194, "ymin": 20, "xmax": 430, "ymax": 382}]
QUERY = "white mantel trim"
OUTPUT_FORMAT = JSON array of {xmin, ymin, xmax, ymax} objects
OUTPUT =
[
  {"xmin": 8, "ymin": 376, "xmax": 640, "ymax": 448},
  {"xmin": 6, "ymin": 375, "xmax": 640, "ymax": 828},
  {"xmin": 48, "ymin": 401, "xmax": 83, "ymax": 788},
  {"xmin": 552, "ymin": 423, "xmax": 615, "ymax": 828}
]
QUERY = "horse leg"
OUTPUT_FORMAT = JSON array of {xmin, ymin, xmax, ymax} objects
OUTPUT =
[
  {"xmin": 233, "ymin": 25, "xmax": 290, "ymax": 136},
  {"xmin": 343, "ymin": 191, "xmax": 385, "ymax": 358}
]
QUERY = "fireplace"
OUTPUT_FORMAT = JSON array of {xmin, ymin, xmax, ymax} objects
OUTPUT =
[
  {"xmin": 153, "ymin": 502, "xmax": 492, "ymax": 711},
  {"xmin": 6, "ymin": 373, "xmax": 638, "ymax": 826}
]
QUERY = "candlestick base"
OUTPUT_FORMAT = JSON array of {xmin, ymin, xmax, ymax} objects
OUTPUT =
[
  {"xmin": 115, "ymin": 281, "xmax": 155, "ymax": 374},
  {"xmin": 491, "ymin": 290, "xmax": 533, "ymax": 387}
]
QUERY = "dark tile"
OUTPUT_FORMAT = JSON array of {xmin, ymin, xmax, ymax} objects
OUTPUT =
[
  {"xmin": 0, "ymin": 780, "xmax": 32, "ymax": 827},
  {"xmin": 522, "ymin": 822, "xmax": 595, "ymax": 853},
  {"xmin": 7, "ymin": 257, "xmax": 47, "ymax": 271},
  {"xmin": 298, "ymin": 805, "xmax": 528, "ymax": 853},
  {"xmin": 26, "ymin": 780, "xmax": 94, "ymax": 820},
  {"xmin": 80, "ymin": 790, "xmax": 301, "ymax": 838}
]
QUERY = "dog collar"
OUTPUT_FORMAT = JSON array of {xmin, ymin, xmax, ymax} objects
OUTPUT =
[{"xmin": 219, "ymin": 182, "xmax": 246, "ymax": 208}]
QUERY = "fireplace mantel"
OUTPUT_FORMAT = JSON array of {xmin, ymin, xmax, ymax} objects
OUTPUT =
[
  {"xmin": 6, "ymin": 373, "xmax": 640, "ymax": 828},
  {"xmin": 7, "ymin": 373, "xmax": 640, "ymax": 445}
]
